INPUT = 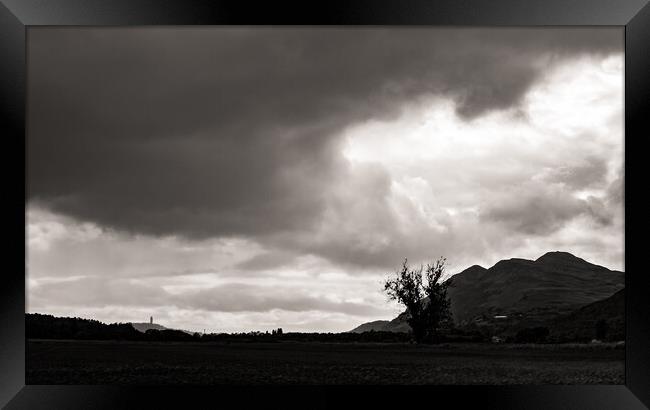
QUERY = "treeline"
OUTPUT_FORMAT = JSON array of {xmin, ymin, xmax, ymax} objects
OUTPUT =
[
  {"xmin": 25, "ymin": 313, "xmax": 483, "ymax": 343},
  {"xmin": 26, "ymin": 313, "xmax": 413, "ymax": 342},
  {"xmin": 203, "ymin": 328, "xmax": 484, "ymax": 343},
  {"xmin": 27, "ymin": 313, "xmax": 484, "ymax": 343},
  {"xmin": 27, "ymin": 313, "xmax": 141, "ymax": 340},
  {"xmin": 202, "ymin": 331, "xmax": 414, "ymax": 343},
  {"xmin": 26, "ymin": 313, "xmax": 194, "ymax": 341},
  {"xmin": 26, "ymin": 313, "xmax": 621, "ymax": 344}
]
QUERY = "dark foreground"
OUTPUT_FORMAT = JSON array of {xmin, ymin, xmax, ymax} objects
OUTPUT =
[{"xmin": 27, "ymin": 340, "xmax": 624, "ymax": 385}]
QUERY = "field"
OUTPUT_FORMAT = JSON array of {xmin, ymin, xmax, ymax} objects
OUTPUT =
[{"xmin": 26, "ymin": 340, "xmax": 624, "ymax": 385}]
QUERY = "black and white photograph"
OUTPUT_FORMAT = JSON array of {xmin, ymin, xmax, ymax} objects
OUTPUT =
[{"xmin": 26, "ymin": 27, "xmax": 625, "ymax": 385}]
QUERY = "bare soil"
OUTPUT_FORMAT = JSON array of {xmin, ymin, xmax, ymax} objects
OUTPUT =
[{"xmin": 26, "ymin": 340, "xmax": 624, "ymax": 385}]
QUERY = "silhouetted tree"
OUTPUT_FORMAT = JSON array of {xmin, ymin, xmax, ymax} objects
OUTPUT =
[{"xmin": 383, "ymin": 258, "xmax": 452, "ymax": 343}]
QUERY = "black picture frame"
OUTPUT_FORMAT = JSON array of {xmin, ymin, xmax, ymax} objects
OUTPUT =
[{"xmin": 2, "ymin": 1, "xmax": 649, "ymax": 408}]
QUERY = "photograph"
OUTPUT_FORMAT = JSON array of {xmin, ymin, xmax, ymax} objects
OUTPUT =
[{"xmin": 26, "ymin": 26, "xmax": 625, "ymax": 385}]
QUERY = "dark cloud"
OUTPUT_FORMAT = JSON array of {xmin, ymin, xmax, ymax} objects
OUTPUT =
[
  {"xmin": 479, "ymin": 174, "xmax": 623, "ymax": 236},
  {"xmin": 28, "ymin": 27, "xmax": 621, "ymax": 246},
  {"xmin": 606, "ymin": 169, "xmax": 624, "ymax": 206},
  {"xmin": 480, "ymin": 187, "xmax": 586, "ymax": 235},
  {"xmin": 584, "ymin": 196, "xmax": 615, "ymax": 226},
  {"xmin": 234, "ymin": 250, "xmax": 298, "ymax": 271},
  {"xmin": 544, "ymin": 156, "xmax": 610, "ymax": 189}
]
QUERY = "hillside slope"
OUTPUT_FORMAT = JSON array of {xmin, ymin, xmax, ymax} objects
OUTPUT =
[{"xmin": 548, "ymin": 288, "xmax": 624, "ymax": 342}]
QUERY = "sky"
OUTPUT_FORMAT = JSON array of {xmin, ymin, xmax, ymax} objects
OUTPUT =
[{"xmin": 26, "ymin": 27, "xmax": 624, "ymax": 333}]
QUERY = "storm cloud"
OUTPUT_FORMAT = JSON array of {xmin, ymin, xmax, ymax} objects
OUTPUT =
[{"xmin": 28, "ymin": 27, "xmax": 621, "ymax": 242}]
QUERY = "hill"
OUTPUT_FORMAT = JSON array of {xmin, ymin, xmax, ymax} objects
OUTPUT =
[
  {"xmin": 349, "ymin": 317, "xmax": 412, "ymax": 333},
  {"xmin": 349, "ymin": 320, "xmax": 391, "ymax": 333},
  {"xmin": 26, "ymin": 313, "xmax": 196, "ymax": 341},
  {"xmin": 131, "ymin": 322, "xmax": 168, "ymax": 333},
  {"xmin": 547, "ymin": 288, "xmax": 624, "ymax": 342},
  {"xmin": 350, "ymin": 251, "xmax": 624, "ymax": 334},
  {"xmin": 447, "ymin": 251, "xmax": 623, "ymax": 326},
  {"xmin": 26, "ymin": 313, "xmax": 143, "ymax": 340}
]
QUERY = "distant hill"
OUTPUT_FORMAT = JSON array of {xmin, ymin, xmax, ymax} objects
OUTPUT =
[
  {"xmin": 26, "ymin": 313, "xmax": 143, "ymax": 340},
  {"xmin": 349, "ymin": 320, "xmax": 391, "ymax": 333},
  {"xmin": 131, "ymin": 322, "xmax": 195, "ymax": 335},
  {"xmin": 26, "ymin": 313, "xmax": 196, "ymax": 341},
  {"xmin": 131, "ymin": 322, "xmax": 168, "ymax": 333},
  {"xmin": 350, "ymin": 251, "xmax": 624, "ymax": 334}
]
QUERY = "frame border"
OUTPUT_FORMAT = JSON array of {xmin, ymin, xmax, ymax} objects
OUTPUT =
[{"xmin": 2, "ymin": 1, "xmax": 648, "ymax": 408}]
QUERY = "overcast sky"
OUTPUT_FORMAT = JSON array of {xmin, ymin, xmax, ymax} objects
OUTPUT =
[{"xmin": 26, "ymin": 28, "xmax": 624, "ymax": 333}]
